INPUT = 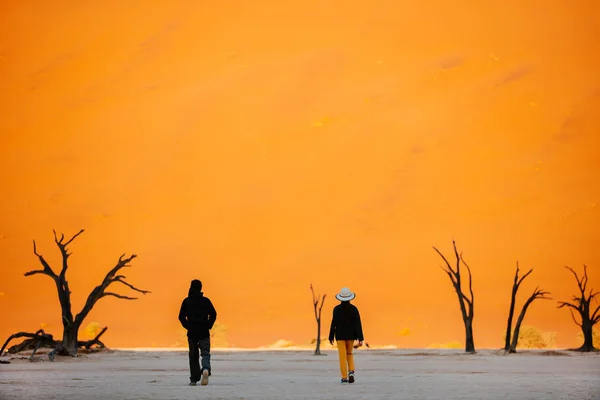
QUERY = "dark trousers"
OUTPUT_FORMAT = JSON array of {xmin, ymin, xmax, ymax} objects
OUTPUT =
[{"xmin": 188, "ymin": 336, "xmax": 211, "ymax": 382}]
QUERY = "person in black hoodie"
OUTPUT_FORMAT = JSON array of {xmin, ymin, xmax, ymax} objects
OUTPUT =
[
  {"xmin": 178, "ymin": 279, "xmax": 217, "ymax": 386},
  {"xmin": 328, "ymin": 287, "xmax": 364, "ymax": 384}
]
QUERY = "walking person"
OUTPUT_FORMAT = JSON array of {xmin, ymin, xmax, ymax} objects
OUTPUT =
[
  {"xmin": 328, "ymin": 287, "xmax": 364, "ymax": 384},
  {"xmin": 178, "ymin": 279, "xmax": 217, "ymax": 386}
]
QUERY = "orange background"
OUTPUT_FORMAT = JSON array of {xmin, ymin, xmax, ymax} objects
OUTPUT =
[{"xmin": 0, "ymin": 0, "xmax": 599, "ymax": 349}]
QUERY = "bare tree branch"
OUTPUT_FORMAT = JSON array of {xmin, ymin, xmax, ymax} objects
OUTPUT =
[
  {"xmin": 101, "ymin": 292, "xmax": 138, "ymax": 300},
  {"xmin": 63, "ymin": 229, "xmax": 85, "ymax": 247},
  {"xmin": 582, "ymin": 264, "xmax": 589, "ymax": 293},
  {"xmin": 78, "ymin": 326, "xmax": 108, "ymax": 350},
  {"xmin": 318, "ymin": 294, "xmax": 327, "ymax": 316},
  {"xmin": 517, "ymin": 267, "xmax": 534, "ymax": 288},
  {"xmin": 569, "ymin": 308, "xmax": 582, "ymax": 327},
  {"xmin": 53, "ymin": 229, "xmax": 85, "ymax": 278},
  {"xmin": 433, "ymin": 247, "xmax": 455, "ymax": 274},
  {"xmin": 310, "ymin": 284, "xmax": 319, "ymax": 322},
  {"xmin": 112, "ymin": 277, "xmax": 151, "ymax": 295},
  {"xmin": 74, "ymin": 254, "xmax": 146, "ymax": 326},
  {"xmin": 439, "ymin": 265, "xmax": 457, "ymax": 286},
  {"xmin": 25, "ymin": 241, "xmax": 57, "ymax": 279},
  {"xmin": 591, "ymin": 304, "xmax": 600, "ymax": 325},
  {"xmin": 557, "ymin": 301, "xmax": 580, "ymax": 311},
  {"xmin": 565, "ymin": 266, "xmax": 585, "ymax": 294},
  {"xmin": 452, "ymin": 240, "xmax": 461, "ymax": 279},
  {"xmin": 460, "ymin": 254, "xmax": 475, "ymax": 308}
]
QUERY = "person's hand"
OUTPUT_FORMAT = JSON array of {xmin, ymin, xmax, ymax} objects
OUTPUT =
[{"xmin": 358, "ymin": 340, "xmax": 364, "ymax": 347}]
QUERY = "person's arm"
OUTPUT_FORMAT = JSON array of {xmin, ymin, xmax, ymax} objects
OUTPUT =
[
  {"xmin": 328, "ymin": 308, "xmax": 337, "ymax": 344},
  {"xmin": 354, "ymin": 307, "xmax": 364, "ymax": 342},
  {"xmin": 207, "ymin": 299, "xmax": 217, "ymax": 329},
  {"xmin": 178, "ymin": 299, "xmax": 189, "ymax": 330}
]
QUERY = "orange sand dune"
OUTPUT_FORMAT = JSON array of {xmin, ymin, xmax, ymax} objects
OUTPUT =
[{"xmin": 0, "ymin": 0, "xmax": 599, "ymax": 349}]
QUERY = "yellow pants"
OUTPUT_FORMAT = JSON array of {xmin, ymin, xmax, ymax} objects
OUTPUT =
[{"xmin": 336, "ymin": 340, "xmax": 355, "ymax": 379}]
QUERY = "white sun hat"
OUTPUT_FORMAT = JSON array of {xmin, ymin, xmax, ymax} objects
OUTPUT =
[{"xmin": 335, "ymin": 287, "xmax": 356, "ymax": 302}]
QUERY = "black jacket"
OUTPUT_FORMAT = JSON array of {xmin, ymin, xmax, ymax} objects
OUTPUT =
[
  {"xmin": 178, "ymin": 291, "xmax": 217, "ymax": 339},
  {"xmin": 328, "ymin": 302, "xmax": 364, "ymax": 342}
]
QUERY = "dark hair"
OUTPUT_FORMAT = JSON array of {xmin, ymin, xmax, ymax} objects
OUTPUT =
[{"xmin": 190, "ymin": 279, "xmax": 202, "ymax": 293}]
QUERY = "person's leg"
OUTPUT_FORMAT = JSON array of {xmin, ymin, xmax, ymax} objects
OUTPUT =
[
  {"xmin": 199, "ymin": 337, "xmax": 212, "ymax": 373},
  {"xmin": 188, "ymin": 337, "xmax": 201, "ymax": 384},
  {"xmin": 345, "ymin": 340, "xmax": 355, "ymax": 372},
  {"xmin": 345, "ymin": 340, "xmax": 355, "ymax": 382},
  {"xmin": 336, "ymin": 340, "xmax": 348, "ymax": 380},
  {"xmin": 199, "ymin": 337, "xmax": 211, "ymax": 385}
]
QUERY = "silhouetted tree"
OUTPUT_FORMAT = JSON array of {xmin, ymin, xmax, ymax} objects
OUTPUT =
[
  {"xmin": 310, "ymin": 284, "xmax": 326, "ymax": 355},
  {"xmin": 433, "ymin": 240, "xmax": 475, "ymax": 353},
  {"xmin": 504, "ymin": 263, "xmax": 551, "ymax": 353},
  {"xmin": 558, "ymin": 265, "xmax": 599, "ymax": 352},
  {"xmin": 19, "ymin": 229, "xmax": 150, "ymax": 356}
]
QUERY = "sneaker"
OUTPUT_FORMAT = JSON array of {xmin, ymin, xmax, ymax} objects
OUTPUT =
[
  {"xmin": 200, "ymin": 369, "xmax": 209, "ymax": 386},
  {"xmin": 348, "ymin": 371, "xmax": 355, "ymax": 383},
  {"xmin": 189, "ymin": 381, "xmax": 197, "ymax": 386},
  {"xmin": 341, "ymin": 378, "xmax": 348, "ymax": 384}
]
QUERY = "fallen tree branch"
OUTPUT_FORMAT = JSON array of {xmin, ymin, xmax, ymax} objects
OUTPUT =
[
  {"xmin": 1, "ymin": 327, "xmax": 110, "ymax": 362},
  {"xmin": 78, "ymin": 327, "xmax": 108, "ymax": 350},
  {"xmin": 0, "ymin": 330, "xmax": 56, "ymax": 361}
]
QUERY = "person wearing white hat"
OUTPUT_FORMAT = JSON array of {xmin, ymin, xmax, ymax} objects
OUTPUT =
[{"xmin": 328, "ymin": 287, "xmax": 364, "ymax": 384}]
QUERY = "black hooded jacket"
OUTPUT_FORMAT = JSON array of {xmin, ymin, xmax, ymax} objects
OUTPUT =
[
  {"xmin": 178, "ymin": 290, "xmax": 217, "ymax": 339},
  {"xmin": 328, "ymin": 302, "xmax": 364, "ymax": 342}
]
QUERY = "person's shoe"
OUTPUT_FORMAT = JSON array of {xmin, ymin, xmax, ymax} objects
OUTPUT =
[
  {"xmin": 341, "ymin": 378, "xmax": 348, "ymax": 384},
  {"xmin": 348, "ymin": 371, "xmax": 355, "ymax": 383},
  {"xmin": 189, "ymin": 381, "xmax": 197, "ymax": 386},
  {"xmin": 200, "ymin": 369, "xmax": 209, "ymax": 386}
]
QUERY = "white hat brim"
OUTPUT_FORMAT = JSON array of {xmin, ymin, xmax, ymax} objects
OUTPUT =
[{"xmin": 335, "ymin": 292, "xmax": 355, "ymax": 301}]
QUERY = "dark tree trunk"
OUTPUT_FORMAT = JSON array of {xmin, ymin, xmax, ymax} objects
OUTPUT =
[
  {"xmin": 558, "ymin": 265, "xmax": 599, "ymax": 352},
  {"xmin": 504, "ymin": 289, "xmax": 517, "ymax": 352},
  {"xmin": 433, "ymin": 241, "xmax": 476, "ymax": 354},
  {"xmin": 580, "ymin": 322, "xmax": 595, "ymax": 351},
  {"xmin": 62, "ymin": 323, "xmax": 80, "ymax": 356},
  {"xmin": 310, "ymin": 284, "xmax": 326, "ymax": 356},
  {"xmin": 465, "ymin": 320, "xmax": 475, "ymax": 353},
  {"xmin": 315, "ymin": 319, "xmax": 322, "ymax": 355}
]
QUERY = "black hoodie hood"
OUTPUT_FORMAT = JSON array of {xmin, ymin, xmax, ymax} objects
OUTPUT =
[{"xmin": 188, "ymin": 289, "xmax": 204, "ymax": 298}]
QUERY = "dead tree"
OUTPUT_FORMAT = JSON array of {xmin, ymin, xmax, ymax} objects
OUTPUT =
[
  {"xmin": 509, "ymin": 287, "xmax": 550, "ymax": 352},
  {"xmin": 433, "ymin": 240, "xmax": 475, "ymax": 353},
  {"xmin": 558, "ymin": 265, "xmax": 599, "ymax": 352},
  {"xmin": 310, "ymin": 284, "xmax": 326, "ymax": 355},
  {"xmin": 19, "ymin": 229, "xmax": 150, "ymax": 356},
  {"xmin": 504, "ymin": 263, "xmax": 551, "ymax": 353}
]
